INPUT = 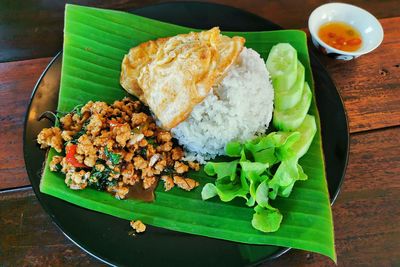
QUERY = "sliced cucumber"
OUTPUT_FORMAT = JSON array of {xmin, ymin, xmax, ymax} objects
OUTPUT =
[
  {"xmin": 266, "ymin": 43, "xmax": 297, "ymax": 77},
  {"xmin": 266, "ymin": 43, "xmax": 297, "ymax": 91},
  {"xmin": 272, "ymin": 70, "xmax": 297, "ymax": 92},
  {"xmin": 273, "ymin": 82, "xmax": 312, "ymax": 131},
  {"xmin": 274, "ymin": 61, "xmax": 305, "ymax": 110},
  {"xmin": 291, "ymin": 115, "xmax": 317, "ymax": 159}
]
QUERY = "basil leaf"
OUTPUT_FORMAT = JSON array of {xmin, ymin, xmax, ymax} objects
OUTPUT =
[
  {"xmin": 88, "ymin": 163, "xmax": 116, "ymax": 190},
  {"xmin": 104, "ymin": 146, "xmax": 121, "ymax": 165}
]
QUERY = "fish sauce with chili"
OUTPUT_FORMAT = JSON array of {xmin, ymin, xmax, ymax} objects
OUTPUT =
[{"xmin": 318, "ymin": 21, "xmax": 363, "ymax": 52}]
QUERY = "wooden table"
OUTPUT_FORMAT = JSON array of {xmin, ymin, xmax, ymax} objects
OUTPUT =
[{"xmin": 1, "ymin": 1, "xmax": 399, "ymax": 266}]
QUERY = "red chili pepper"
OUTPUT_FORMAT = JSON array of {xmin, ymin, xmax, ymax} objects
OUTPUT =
[
  {"xmin": 108, "ymin": 119, "xmax": 123, "ymax": 129},
  {"xmin": 65, "ymin": 144, "xmax": 87, "ymax": 168},
  {"xmin": 336, "ymin": 37, "xmax": 346, "ymax": 46},
  {"xmin": 328, "ymin": 32, "xmax": 336, "ymax": 38},
  {"xmin": 347, "ymin": 38, "xmax": 362, "ymax": 46}
]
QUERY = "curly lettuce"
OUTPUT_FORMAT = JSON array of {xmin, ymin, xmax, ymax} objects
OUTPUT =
[{"xmin": 201, "ymin": 115, "xmax": 317, "ymax": 232}]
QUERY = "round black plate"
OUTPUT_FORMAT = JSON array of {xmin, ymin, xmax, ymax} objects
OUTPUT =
[{"xmin": 24, "ymin": 2, "xmax": 349, "ymax": 266}]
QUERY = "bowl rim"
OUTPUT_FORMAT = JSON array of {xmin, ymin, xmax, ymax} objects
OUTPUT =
[{"xmin": 308, "ymin": 2, "xmax": 384, "ymax": 56}]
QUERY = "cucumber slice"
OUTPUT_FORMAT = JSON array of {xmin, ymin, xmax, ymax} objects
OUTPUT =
[
  {"xmin": 266, "ymin": 43, "xmax": 297, "ymax": 91},
  {"xmin": 272, "ymin": 70, "xmax": 297, "ymax": 92},
  {"xmin": 291, "ymin": 115, "xmax": 317, "ymax": 159},
  {"xmin": 267, "ymin": 43, "xmax": 297, "ymax": 77},
  {"xmin": 274, "ymin": 61, "xmax": 305, "ymax": 110},
  {"xmin": 273, "ymin": 82, "xmax": 312, "ymax": 131}
]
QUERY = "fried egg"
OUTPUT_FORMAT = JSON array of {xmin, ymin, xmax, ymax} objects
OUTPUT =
[{"xmin": 120, "ymin": 27, "xmax": 245, "ymax": 129}]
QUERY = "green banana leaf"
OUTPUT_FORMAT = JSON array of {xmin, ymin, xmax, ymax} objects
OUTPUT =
[{"xmin": 40, "ymin": 4, "xmax": 335, "ymax": 261}]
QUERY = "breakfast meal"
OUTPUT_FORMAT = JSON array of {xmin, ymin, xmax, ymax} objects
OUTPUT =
[{"xmin": 35, "ymin": 5, "xmax": 336, "ymax": 261}]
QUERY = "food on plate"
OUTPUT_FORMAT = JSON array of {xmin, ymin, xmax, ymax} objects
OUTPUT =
[
  {"xmin": 274, "ymin": 61, "xmax": 305, "ymax": 110},
  {"xmin": 120, "ymin": 27, "xmax": 245, "ymax": 129},
  {"xmin": 172, "ymin": 48, "xmax": 274, "ymax": 162},
  {"xmin": 38, "ymin": 25, "xmax": 315, "ymax": 235},
  {"xmin": 201, "ymin": 43, "xmax": 316, "ymax": 232},
  {"xmin": 37, "ymin": 98, "xmax": 199, "ymax": 200},
  {"xmin": 38, "ymin": 5, "xmax": 337, "ymax": 259},
  {"xmin": 120, "ymin": 30, "xmax": 316, "ymax": 232},
  {"xmin": 130, "ymin": 220, "xmax": 146, "ymax": 233},
  {"xmin": 121, "ymin": 29, "xmax": 273, "ymax": 162},
  {"xmin": 318, "ymin": 21, "xmax": 362, "ymax": 52},
  {"xmin": 267, "ymin": 43, "xmax": 312, "ymax": 131},
  {"xmin": 266, "ymin": 43, "xmax": 298, "ymax": 92},
  {"xmin": 202, "ymin": 114, "xmax": 317, "ymax": 232},
  {"xmin": 273, "ymin": 82, "xmax": 312, "ymax": 131}
]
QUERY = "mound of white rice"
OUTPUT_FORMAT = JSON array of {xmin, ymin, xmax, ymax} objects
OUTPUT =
[{"xmin": 172, "ymin": 47, "xmax": 274, "ymax": 162}]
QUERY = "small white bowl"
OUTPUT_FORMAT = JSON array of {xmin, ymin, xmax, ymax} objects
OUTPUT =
[{"xmin": 308, "ymin": 3, "xmax": 384, "ymax": 60}]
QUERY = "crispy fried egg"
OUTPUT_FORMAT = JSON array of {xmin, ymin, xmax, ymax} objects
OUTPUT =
[{"xmin": 120, "ymin": 27, "xmax": 245, "ymax": 129}]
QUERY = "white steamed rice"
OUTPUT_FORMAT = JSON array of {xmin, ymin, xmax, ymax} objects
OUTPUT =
[{"xmin": 171, "ymin": 47, "xmax": 274, "ymax": 162}]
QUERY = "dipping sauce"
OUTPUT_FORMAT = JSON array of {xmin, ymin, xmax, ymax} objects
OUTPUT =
[{"xmin": 318, "ymin": 22, "xmax": 362, "ymax": 52}]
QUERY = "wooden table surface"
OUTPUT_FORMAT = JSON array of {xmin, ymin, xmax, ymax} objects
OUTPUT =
[{"xmin": 0, "ymin": 1, "xmax": 399, "ymax": 266}]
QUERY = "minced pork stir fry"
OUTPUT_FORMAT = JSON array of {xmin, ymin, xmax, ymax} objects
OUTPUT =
[{"xmin": 37, "ymin": 97, "xmax": 199, "ymax": 200}]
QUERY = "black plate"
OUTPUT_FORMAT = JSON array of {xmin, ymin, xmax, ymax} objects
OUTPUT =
[{"xmin": 23, "ymin": 2, "xmax": 349, "ymax": 266}]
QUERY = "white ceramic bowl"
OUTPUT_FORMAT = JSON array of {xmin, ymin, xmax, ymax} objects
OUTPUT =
[{"xmin": 308, "ymin": 3, "xmax": 384, "ymax": 60}]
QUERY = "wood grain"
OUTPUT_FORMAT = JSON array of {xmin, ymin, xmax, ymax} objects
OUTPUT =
[
  {"xmin": 266, "ymin": 126, "xmax": 400, "ymax": 267},
  {"xmin": 0, "ymin": 58, "xmax": 52, "ymax": 190},
  {"xmin": 1, "ymin": 127, "xmax": 399, "ymax": 266},
  {"xmin": 0, "ymin": 189, "xmax": 106, "ymax": 266},
  {"xmin": 314, "ymin": 17, "xmax": 400, "ymax": 133},
  {"xmin": 1, "ymin": 0, "xmax": 399, "ymax": 62}
]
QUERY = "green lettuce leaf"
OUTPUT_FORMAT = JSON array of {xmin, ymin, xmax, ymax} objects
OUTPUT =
[
  {"xmin": 214, "ymin": 170, "xmax": 249, "ymax": 202},
  {"xmin": 269, "ymin": 159, "xmax": 307, "ymax": 199},
  {"xmin": 201, "ymin": 183, "xmax": 217, "ymax": 200},
  {"xmin": 240, "ymin": 162, "xmax": 269, "ymax": 203},
  {"xmin": 203, "ymin": 160, "xmax": 249, "ymax": 202},
  {"xmin": 252, "ymin": 147, "xmax": 277, "ymax": 165},
  {"xmin": 240, "ymin": 162, "xmax": 269, "ymax": 175},
  {"xmin": 244, "ymin": 133, "xmax": 276, "ymax": 153},
  {"xmin": 204, "ymin": 160, "xmax": 238, "ymax": 181},
  {"xmin": 225, "ymin": 141, "xmax": 243, "ymax": 157},
  {"xmin": 273, "ymin": 132, "xmax": 301, "ymax": 160},
  {"xmin": 255, "ymin": 180, "xmax": 270, "ymax": 208},
  {"xmin": 252, "ymin": 205, "xmax": 283, "ymax": 233}
]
